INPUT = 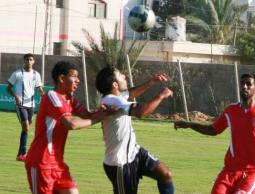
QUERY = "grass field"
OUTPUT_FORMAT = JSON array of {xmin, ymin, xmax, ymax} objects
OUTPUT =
[{"xmin": 0, "ymin": 111, "xmax": 230, "ymax": 194}]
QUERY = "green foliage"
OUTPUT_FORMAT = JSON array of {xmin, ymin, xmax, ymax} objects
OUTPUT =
[
  {"xmin": 154, "ymin": 0, "xmax": 248, "ymax": 44},
  {"xmin": 236, "ymin": 32, "xmax": 255, "ymax": 63},
  {"xmin": 185, "ymin": 0, "xmax": 248, "ymax": 44},
  {"xmin": 71, "ymin": 23, "xmax": 146, "ymax": 72}
]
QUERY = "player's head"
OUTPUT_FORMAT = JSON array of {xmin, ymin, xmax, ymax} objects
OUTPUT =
[
  {"xmin": 23, "ymin": 53, "xmax": 35, "ymax": 68},
  {"xmin": 240, "ymin": 73, "xmax": 255, "ymax": 101},
  {"xmin": 51, "ymin": 61, "xmax": 80, "ymax": 92},
  {"xmin": 96, "ymin": 66, "xmax": 128, "ymax": 96}
]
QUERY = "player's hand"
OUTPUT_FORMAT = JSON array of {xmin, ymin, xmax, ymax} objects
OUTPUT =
[
  {"xmin": 15, "ymin": 96, "xmax": 22, "ymax": 106},
  {"xmin": 159, "ymin": 87, "xmax": 173, "ymax": 99},
  {"xmin": 151, "ymin": 73, "xmax": 169, "ymax": 84},
  {"xmin": 174, "ymin": 121, "xmax": 190, "ymax": 130}
]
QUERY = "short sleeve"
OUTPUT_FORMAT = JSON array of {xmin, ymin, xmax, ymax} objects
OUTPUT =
[
  {"xmin": 35, "ymin": 72, "xmax": 42, "ymax": 87},
  {"xmin": 212, "ymin": 112, "xmax": 228, "ymax": 134},
  {"xmin": 7, "ymin": 72, "xmax": 17, "ymax": 86},
  {"xmin": 101, "ymin": 94, "xmax": 133, "ymax": 115},
  {"xmin": 46, "ymin": 91, "xmax": 72, "ymax": 121}
]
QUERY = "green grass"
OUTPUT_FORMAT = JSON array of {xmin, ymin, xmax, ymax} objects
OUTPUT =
[{"xmin": 0, "ymin": 111, "xmax": 229, "ymax": 194}]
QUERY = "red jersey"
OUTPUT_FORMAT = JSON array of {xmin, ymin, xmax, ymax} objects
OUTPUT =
[
  {"xmin": 25, "ymin": 90, "xmax": 83, "ymax": 169},
  {"xmin": 213, "ymin": 102, "xmax": 255, "ymax": 171}
]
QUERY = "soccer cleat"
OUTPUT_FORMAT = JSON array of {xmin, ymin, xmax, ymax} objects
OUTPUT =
[{"xmin": 16, "ymin": 154, "xmax": 27, "ymax": 162}]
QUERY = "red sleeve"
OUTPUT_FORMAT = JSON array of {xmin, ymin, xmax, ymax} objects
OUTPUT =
[
  {"xmin": 71, "ymin": 98, "xmax": 85, "ymax": 115},
  {"xmin": 212, "ymin": 112, "xmax": 228, "ymax": 134},
  {"xmin": 44, "ymin": 92, "xmax": 72, "ymax": 121}
]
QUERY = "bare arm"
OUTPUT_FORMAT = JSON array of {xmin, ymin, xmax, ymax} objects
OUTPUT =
[
  {"xmin": 130, "ymin": 87, "xmax": 173, "ymax": 118},
  {"xmin": 174, "ymin": 120, "xmax": 217, "ymax": 136},
  {"xmin": 6, "ymin": 83, "xmax": 21, "ymax": 106},
  {"xmin": 61, "ymin": 105, "xmax": 118, "ymax": 130},
  {"xmin": 128, "ymin": 73, "xmax": 168, "ymax": 100},
  {"xmin": 37, "ymin": 86, "xmax": 44, "ymax": 97}
]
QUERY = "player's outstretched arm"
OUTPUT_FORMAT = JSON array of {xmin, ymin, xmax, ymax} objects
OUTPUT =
[
  {"xmin": 61, "ymin": 105, "xmax": 119, "ymax": 130},
  {"xmin": 174, "ymin": 121, "xmax": 217, "ymax": 136},
  {"xmin": 128, "ymin": 73, "xmax": 168, "ymax": 100},
  {"xmin": 130, "ymin": 87, "xmax": 173, "ymax": 118}
]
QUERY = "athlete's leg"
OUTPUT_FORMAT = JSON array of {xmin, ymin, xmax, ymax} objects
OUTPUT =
[
  {"xmin": 54, "ymin": 164, "xmax": 79, "ymax": 194},
  {"xmin": 211, "ymin": 169, "xmax": 237, "ymax": 194},
  {"xmin": 103, "ymin": 163, "xmax": 137, "ymax": 194},
  {"xmin": 17, "ymin": 107, "xmax": 34, "ymax": 157},
  {"xmin": 138, "ymin": 147, "xmax": 174, "ymax": 194},
  {"xmin": 25, "ymin": 166, "xmax": 54, "ymax": 194},
  {"xmin": 150, "ymin": 162, "xmax": 174, "ymax": 194},
  {"xmin": 16, "ymin": 107, "xmax": 29, "ymax": 156},
  {"xmin": 57, "ymin": 188, "xmax": 79, "ymax": 194}
]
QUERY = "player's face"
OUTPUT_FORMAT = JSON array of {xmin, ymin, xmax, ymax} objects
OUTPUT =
[
  {"xmin": 240, "ymin": 77, "xmax": 255, "ymax": 101},
  {"xmin": 24, "ymin": 57, "xmax": 35, "ymax": 70},
  {"xmin": 63, "ymin": 69, "xmax": 80, "ymax": 93},
  {"xmin": 115, "ymin": 70, "xmax": 128, "ymax": 91}
]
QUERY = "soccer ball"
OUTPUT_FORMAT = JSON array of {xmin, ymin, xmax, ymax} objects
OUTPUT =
[{"xmin": 128, "ymin": 5, "xmax": 156, "ymax": 33}]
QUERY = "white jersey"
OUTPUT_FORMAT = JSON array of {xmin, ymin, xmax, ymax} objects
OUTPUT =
[
  {"xmin": 8, "ymin": 68, "xmax": 42, "ymax": 108},
  {"xmin": 101, "ymin": 91, "xmax": 140, "ymax": 166}
]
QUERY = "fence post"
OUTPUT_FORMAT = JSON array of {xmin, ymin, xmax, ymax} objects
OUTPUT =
[
  {"xmin": 82, "ymin": 50, "xmax": 90, "ymax": 111},
  {"xmin": 41, "ymin": 47, "xmax": 45, "ymax": 85},
  {"xmin": 234, "ymin": 62, "xmax": 240, "ymax": 102},
  {"xmin": 126, "ymin": 54, "xmax": 134, "ymax": 87},
  {"xmin": 177, "ymin": 60, "xmax": 189, "ymax": 121}
]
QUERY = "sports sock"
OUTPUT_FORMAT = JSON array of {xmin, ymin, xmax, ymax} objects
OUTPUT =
[
  {"xmin": 157, "ymin": 181, "xmax": 174, "ymax": 194},
  {"xmin": 18, "ymin": 131, "xmax": 27, "ymax": 155}
]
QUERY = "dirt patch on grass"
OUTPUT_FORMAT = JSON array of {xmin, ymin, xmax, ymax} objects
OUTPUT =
[{"xmin": 151, "ymin": 111, "xmax": 215, "ymax": 122}]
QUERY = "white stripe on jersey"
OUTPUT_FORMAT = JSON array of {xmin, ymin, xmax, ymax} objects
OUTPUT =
[
  {"xmin": 247, "ymin": 180, "xmax": 255, "ymax": 194},
  {"xmin": 46, "ymin": 116, "xmax": 56, "ymax": 153},
  {"xmin": 225, "ymin": 113, "xmax": 234, "ymax": 157},
  {"xmin": 117, "ymin": 166, "xmax": 125, "ymax": 194},
  {"xmin": 31, "ymin": 167, "xmax": 37, "ymax": 194},
  {"xmin": 48, "ymin": 91, "xmax": 62, "ymax": 107}
]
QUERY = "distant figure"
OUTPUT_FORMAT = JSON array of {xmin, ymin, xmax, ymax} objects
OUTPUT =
[
  {"xmin": 96, "ymin": 66, "xmax": 174, "ymax": 194},
  {"xmin": 175, "ymin": 73, "xmax": 255, "ymax": 194},
  {"xmin": 7, "ymin": 53, "xmax": 43, "ymax": 161},
  {"xmin": 25, "ymin": 61, "xmax": 117, "ymax": 194}
]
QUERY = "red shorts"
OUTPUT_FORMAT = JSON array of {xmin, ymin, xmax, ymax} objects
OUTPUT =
[
  {"xmin": 25, "ymin": 164, "xmax": 77, "ymax": 194},
  {"xmin": 211, "ymin": 169, "xmax": 255, "ymax": 194}
]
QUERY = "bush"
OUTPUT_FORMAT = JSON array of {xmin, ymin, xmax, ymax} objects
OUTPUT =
[{"xmin": 236, "ymin": 32, "xmax": 255, "ymax": 63}]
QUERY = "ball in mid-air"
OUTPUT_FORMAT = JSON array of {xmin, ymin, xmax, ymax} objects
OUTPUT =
[{"xmin": 128, "ymin": 5, "xmax": 156, "ymax": 32}]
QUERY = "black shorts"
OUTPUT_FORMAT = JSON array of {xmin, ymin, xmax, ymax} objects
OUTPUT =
[
  {"xmin": 16, "ymin": 106, "xmax": 34, "ymax": 124},
  {"xmin": 103, "ymin": 147, "xmax": 160, "ymax": 194}
]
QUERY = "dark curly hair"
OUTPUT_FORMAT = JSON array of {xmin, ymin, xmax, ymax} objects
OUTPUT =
[
  {"xmin": 96, "ymin": 65, "xmax": 116, "ymax": 96},
  {"xmin": 51, "ymin": 61, "xmax": 78, "ymax": 84}
]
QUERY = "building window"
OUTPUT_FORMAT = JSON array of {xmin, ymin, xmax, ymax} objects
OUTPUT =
[
  {"xmin": 56, "ymin": 0, "xmax": 64, "ymax": 8},
  {"xmin": 88, "ymin": 1, "xmax": 107, "ymax": 18}
]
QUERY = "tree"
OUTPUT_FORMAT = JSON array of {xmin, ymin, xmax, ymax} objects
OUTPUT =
[
  {"xmin": 236, "ymin": 32, "xmax": 255, "ymax": 63},
  {"xmin": 152, "ymin": 0, "xmax": 248, "ymax": 44},
  {"xmin": 185, "ymin": 0, "xmax": 248, "ymax": 44},
  {"xmin": 71, "ymin": 23, "xmax": 146, "ymax": 72}
]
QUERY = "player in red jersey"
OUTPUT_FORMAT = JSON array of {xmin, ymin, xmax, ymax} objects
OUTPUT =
[
  {"xmin": 25, "ymin": 61, "xmax": 116, "ymax": 194},
  {"xmin": 174, "ymin": 73, "xmax": 255, "ymax": 194}
]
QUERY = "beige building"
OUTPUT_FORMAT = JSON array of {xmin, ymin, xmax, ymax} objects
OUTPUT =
[
  {"xmin": 139, "ymin": 41, "xmax": 239, "ymax": 64},
  {"xmin": 0, "ymin": 0, "xmax": 123, "ymax": 55}
]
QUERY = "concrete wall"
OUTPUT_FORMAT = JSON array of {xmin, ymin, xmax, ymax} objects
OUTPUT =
[{"xmin": 139, "ymin": 41, "xmax": 240, "ymax": 64}]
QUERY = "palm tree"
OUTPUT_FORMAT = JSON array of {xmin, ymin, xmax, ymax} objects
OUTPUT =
[
  {"xmin": 71, "ymin": 23, "xmax": 146, "ymax": 73},
  {"xmin": 186, "ymin": 0, "xmax": 248, "ymax": 44}
]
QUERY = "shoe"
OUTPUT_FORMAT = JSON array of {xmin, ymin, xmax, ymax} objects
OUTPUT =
[{"xmin": 16, "ymin": 154, "xmax": 27, "ymax": 162}]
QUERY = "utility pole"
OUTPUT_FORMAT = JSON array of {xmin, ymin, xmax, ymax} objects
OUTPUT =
[{"xmin": 43, "ymin": 0, "xmax": 51, "ymax": 54}]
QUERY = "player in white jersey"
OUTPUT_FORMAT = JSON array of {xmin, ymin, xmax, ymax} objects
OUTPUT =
[
  {"xmin": 96, "ymin": 66, "xmax": 174, "ymax": 194},
  {"xmin": 7, "ymin": 53, "xmax": 44, "ymax": 161}
]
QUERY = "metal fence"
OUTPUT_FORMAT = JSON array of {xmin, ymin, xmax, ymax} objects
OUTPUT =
[{"xmin": 1, "ymin": 53, "xmax": 255, "ymax": 119}]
